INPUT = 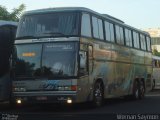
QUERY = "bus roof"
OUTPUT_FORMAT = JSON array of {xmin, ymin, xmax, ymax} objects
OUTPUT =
[
  {"xmin": 0, "ymin": 20, "xmax": 18, "ymax": 27},
  {"xmin": 24, "ymin": 7, "xmax": 125, "ymax": 24},
  {"xmin": 24, "ymin": 7, "xmax": 149, "ymax": 36}
]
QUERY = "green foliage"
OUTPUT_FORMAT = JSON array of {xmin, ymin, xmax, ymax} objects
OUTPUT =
[
  {"xmin": 0, "ymin": 4, "xmax": 25, "ymax": 21},
  {"xmin": 153, "ymin": 48, "xmax": 160, "ymax": 56}
]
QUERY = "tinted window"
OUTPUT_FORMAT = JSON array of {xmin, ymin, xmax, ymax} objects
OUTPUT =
[
  {"xmin": 92, "ymin": 16, "xmax": 99, "ymax": 38},
  {"xmin": 119, "ymin": 27, "xmax": 124, "ymax": 45},
  {"xmin": 42, "ymin": 43, "xmax": 77, "ymax": 77},
  {"xmin": 115, "ymin": 25, "xmax": 121, "ymax": 44},
  {"xmin": 92, "ymin": 16, "xmax": 104, "ymax": 40},
  {"xmin": 105, "ymin": 21, "xmax": 115, "ymax": 42},
  {"xmin": 105, "ymin": 21, "xmax": 110, "ymax": 41},
  {"xmin": 15, "ymin": 43, "xmax": 78, "ymax": 78},
  {"xmin": 125, "ymin": 29, "xmax": 129, "ymax": 46},
  {"xmin": 16, "ymin": 12, "xmax": 79, "ymax": 39},
  {"xmin": 81, "ymin": 13, "xmax": 91, "ymax": 37},
  {"xmin": 110, "ymin": 24, "xmax": 115, "ymax": 42},
  {"xmin": 116, "ymin": 25, "xmax": 124, "ymax": 45},
  {"xmin": 133, "ymin": 31, "xmax": 140, "ymax": 48},
  {"xmin": 79, "ymin": 51, "xmax": 88, "ymax": 76},
  {"xmin": 146, "ymin": 36, "xmax": 151, "ymax": 51},
  {"xmin": 98, "ymin": 19, "xmax": 104, "ymax": 40},
  {"xmin": 140, "ymin": 34, "xmax": 146, "ymax": 50},
  {"xmin": 128, "ymin": 30, "xmax": 132, "ymax": 47},
  {"xmin": 15, "ymin": 44, "xmax": 42, "ymax": 78}
]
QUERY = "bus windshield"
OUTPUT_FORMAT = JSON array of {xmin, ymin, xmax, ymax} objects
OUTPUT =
[
  {"xmin": 15, "ymin": 42, "xmax": 78, "ymax": 79},
  {"xmin": 16, "ymin": 12, "xmax": 79, "ymax": 39}
]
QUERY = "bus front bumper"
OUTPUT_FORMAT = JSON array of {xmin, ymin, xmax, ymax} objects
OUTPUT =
[{"xmin": 13, "ymin": 91, "xmax": 77, "ymax": 104}]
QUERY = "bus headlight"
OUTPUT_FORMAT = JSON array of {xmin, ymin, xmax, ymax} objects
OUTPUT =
[
  {"xmin": 16, "ymin": 99, "xmax": 22, "ymax": 104},
  {"xmin": 67, "ymin": 99, "xmax": 72, "ymax": 104}
]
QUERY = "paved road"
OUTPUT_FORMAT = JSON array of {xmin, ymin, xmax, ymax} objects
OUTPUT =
[{"xmin": 0, "ymin": 89, "xmax": 160, "ymax": 120}]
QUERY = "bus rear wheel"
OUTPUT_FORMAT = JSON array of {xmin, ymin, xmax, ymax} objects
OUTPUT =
[
  {"xmin": 139, "ymin": 81, "xmax": 145, "ymax": 99},
  {"xmin": 133, "ymin": 80, "xmax": 145, "ymax": 100},
  {"xmin": 92, "ymin": 82, "xmax": 104, "ymax": 107}
]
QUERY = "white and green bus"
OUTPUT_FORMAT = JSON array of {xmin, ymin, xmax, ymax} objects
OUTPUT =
[{"xmin": 12, "ymin": 7, "xmax": 152, "ymax": 107}]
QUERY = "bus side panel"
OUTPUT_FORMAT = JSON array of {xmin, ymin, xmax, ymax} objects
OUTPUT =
[
  {"xmin": 92, "ymin": 40, "xmax": 117, "ymax": 98},
  {"xmin": 128, "ymin": 49, "xmax": 152, "ymax": 94},
  {"xmin": 76, "ymin": 76, "xmax": 91, "ymax": 102},
  {"xmin": 80, "ymin": 37, "xmax": 152, "ymax": 100},
  {"xmin": 80, "ymin": 38, "xmax": 118, "ymax": 99},
  {"xmin": 145, "ymin": 52, "xmax": 152, "ymax": 92},
  {"xmin": 111, "ymin": 44, "xmax": 131, "ymax": 96}
]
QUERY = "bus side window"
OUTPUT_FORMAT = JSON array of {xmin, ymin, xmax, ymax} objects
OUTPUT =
[
  {"xmin": 79, "ymin": 51, "xmax": 88, "ymax": 76},
  {"xmin": 92, "ymin": 16, "xmax": 104, "ymax": 40},
  {"xmin": 81, "ymin": 13, "xmax": 91, "ymax": 37},
  {"xmin": 140, "ymin": 34, "xmax": 146, "ymax": 50},
  {"xmin": 146, "ymin": 36, "xmax": 151, "ymax": 51},
  {"xmin": 115, "ymin": 25, "xmax": 124, "ymax": 45},
  {"xmin": 125, "ymin": 29, "xmax": 133, "ymax": 47},
  {"xmin": 133, "ymin": 31, "xmax": 140, "ymax": 49},
  {"xmin": 105, "ymin": 21, "xmax": 115, "ymax": 43}
]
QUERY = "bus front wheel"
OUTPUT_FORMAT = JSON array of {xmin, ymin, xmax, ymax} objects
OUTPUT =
[{"xmin": 92, "ymin": 82, "xmax": 104, "ymax": 107}]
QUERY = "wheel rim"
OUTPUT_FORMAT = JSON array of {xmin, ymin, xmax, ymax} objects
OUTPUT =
[
  {"xmin": 140, "ymin": 83, "xmax": 145, "ymax": 98},
  {"xmin": 135, "ymin": 87, "xmax": 139, "ymax": 99},
  {"xmin": 94, "ymin": 83, "xmax": 103, "ymax": 106},
  {"xmin": 134, "ymin": 81, "xmax": 139, "ymax": 99},
  {"xmin": 134, "ymin": 81, "xmax": 145, "ymax": 99}
]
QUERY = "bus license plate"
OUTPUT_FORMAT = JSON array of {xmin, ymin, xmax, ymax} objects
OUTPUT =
[{"xmin": 36, "ymin": 96, "xmax": 47, "ymax": 100}]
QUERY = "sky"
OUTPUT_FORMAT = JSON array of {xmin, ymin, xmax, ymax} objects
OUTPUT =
[{"xmin": 0, "ymin": 0, "xmax": 160, "ymax": 29}]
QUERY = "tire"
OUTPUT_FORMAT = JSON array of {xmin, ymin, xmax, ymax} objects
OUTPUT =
[
  {"xmin": 152, "ymin": 80, "xmax": 155, "ymax": 90},
  {"xmin": 92, "ymin": 82, "xmax": 104, "ymax": 107},
  {"xmin": 139, "ymin": 81, "xmax": 145, "ymax": 99},
  {"xmin": 132, "ymin": 80, "xmax": 140, "ymax": 100},
  {"xmin": 132, "ymin": 80, "xmax": 145, "ymax": 100}
]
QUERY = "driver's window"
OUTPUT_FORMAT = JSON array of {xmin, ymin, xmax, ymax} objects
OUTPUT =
[{"xmin": 79, "ymin": 51, "xmax": 88, "ymax": 76}]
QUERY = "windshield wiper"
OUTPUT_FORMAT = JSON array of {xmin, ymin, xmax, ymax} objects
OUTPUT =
[{"xmin": 16, "ymin": 35, "xmax": 38, "ymax": 40}]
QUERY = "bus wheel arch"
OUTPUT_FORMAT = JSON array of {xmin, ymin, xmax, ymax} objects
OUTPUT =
[{"xmin": 92, "ymin": 78, "xmax": 104, "ymax": 107}]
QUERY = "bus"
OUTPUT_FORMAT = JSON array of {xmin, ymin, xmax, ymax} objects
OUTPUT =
[
  {"xmin": 12, "ymin": 7, "xmax": 152, "ymax": 107},
  {"xmin": 0, "ymin": 20, "xmax": 17, "ymax": 102},
  {"xmin": 152, "ymin": 55, "xmax": 160, "ymax": 89}
]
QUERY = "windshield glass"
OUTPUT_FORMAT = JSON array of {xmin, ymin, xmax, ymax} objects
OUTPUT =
[
  {"xmin": 15, "ymin": 42, "xmax": 77, "ymax": 79},
  {"xmin": 16, "ymin": 12, "xmax": 79, "ymax": 39},
  {"xmin": 15, "ymin": 44, "xmax": 42, "ymax": 78},
  {"xmin": 42, "ymin": 43, "xmax": 77, "ymax": 78}
]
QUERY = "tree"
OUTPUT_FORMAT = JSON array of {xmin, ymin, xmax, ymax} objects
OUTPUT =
[
  {"xmin": 0, "ymin": 4, "xmax": 25, "ymax": 21},
  {"xmin": 153, "ymin": 48, "xmax": 160, "ymax": 56}
]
